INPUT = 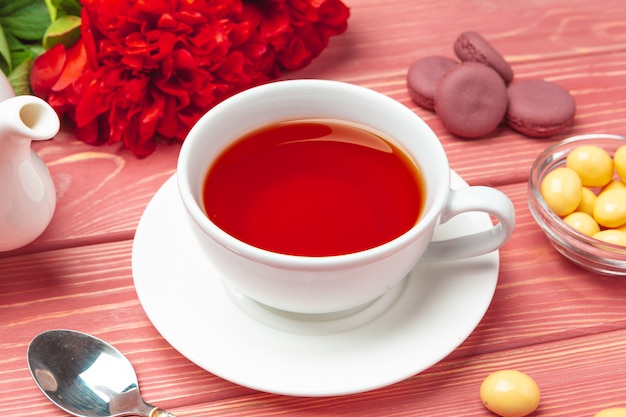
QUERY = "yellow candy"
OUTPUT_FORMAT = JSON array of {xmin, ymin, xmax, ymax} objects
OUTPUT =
[
  {"xmin": 593, "ymin": 188, "xmax": 626, "ymax": 228},
  {"xmin": 566, "ymin": 144, "xmax": 614, "ymax": 187},
  {"xmin": 480, "ymin": 370, "xmax": 540, "ymax": 417},
  {"xmin": 540, "ymin": 167, "xmax": 582, "ymax": 216},
  {"xmin": 563, "ymin": 212, "xmax": 600, "ymax": 236},
  {"xmin": 602, "ymin": 180, "xmax": 626, "ymax": 193},
  {"xmin": 593, "ymin": 230, "xmax": 626, "ymax": 247},
  {"xmin": 614, "ymin": 144, "xmax": 626, "ymax": 181},
  {"xmin": 594, "ymin": 408, "xmax": 626, "ymax": 417},
  {"xmin": 576, "ymin": 186, "xmax": 597, "ymax": 215}
]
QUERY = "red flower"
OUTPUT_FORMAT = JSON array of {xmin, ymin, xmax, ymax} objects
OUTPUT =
[
  {"xmin": 30, "ymin": 40, "xmax": 92, "ymax": 122},
  {"xmin": 30, "ymin": 0, "xmax": 349, "ymax": 157}
]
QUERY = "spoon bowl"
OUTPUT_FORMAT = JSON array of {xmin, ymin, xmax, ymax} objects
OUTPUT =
[{"xmin": 27, "ymin": 329, "xmax": 176, "ymax": 417}]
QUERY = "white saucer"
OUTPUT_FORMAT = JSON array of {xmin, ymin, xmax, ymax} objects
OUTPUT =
[{"xmin": 132, "ymin": 172, "xmax": 499, "ymax": 397}]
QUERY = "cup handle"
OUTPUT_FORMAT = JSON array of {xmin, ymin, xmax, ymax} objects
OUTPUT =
[{"xmin": 422, "ymin": 186, "xmax": 516, "ymax": 260}]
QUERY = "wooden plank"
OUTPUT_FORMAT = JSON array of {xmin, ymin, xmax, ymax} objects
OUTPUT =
[
  {"xmin": 454, "ymin": 182, "xmax": 626, "ymax": 361},
  {"xmin": 0, "ymin": 240, "xmax": 254, "ymax": 417},
  {"xmin": 150, "ymin": 330, "xmax": 626, "ymax": 416},
  {"xmin": 1, "ymin": 131, "xmax": 179, "ymax": 256}
]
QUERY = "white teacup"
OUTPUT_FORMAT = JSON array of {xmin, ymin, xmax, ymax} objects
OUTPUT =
[{"xmin": 178, "ymin": 79, "xmax": 515, "ymax": 314}]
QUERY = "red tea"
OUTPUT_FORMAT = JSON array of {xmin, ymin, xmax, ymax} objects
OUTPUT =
[{"xmin": 202, "ymin": 119, "xmax": 424, "ymax": 256}]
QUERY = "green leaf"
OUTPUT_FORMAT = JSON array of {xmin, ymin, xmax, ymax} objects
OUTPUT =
[
  {"xmin": 0, "ymin": 0, "xmax": 54, "ymax": 77},
  {"xmin": 52, "ymin": 0, "xmax": 82, "ymax": 16},
  {"xmin": 5, "ymin": 32, "xmax": 43, "ymax": 73},
  {"xmin": 0, "ymin": 0, "xmax": 80, "ymax": 82},
  {"xmin": 45, "ymin": 0, "xmax": 57, "ymax": 22},
  {"xmin": 8, "ymin": 58, "xmax": 33, "ymax": 95},
  {"xmin": 0, "ymin": 0, "xmax": 51, "ymax": 41},
  {"xmin": 0, "ymin": 24, "xmax": 10, "ymax": 71},
  {"xmin": 0, "ymin": 0, "xmax": 42, "ymax": 15},
  {"xmin": 43, "ymin": 15, "xmax": 80, "ymax": 49}
]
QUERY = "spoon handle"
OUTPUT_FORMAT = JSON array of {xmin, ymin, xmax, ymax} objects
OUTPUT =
[{"xmin": 151, "ymin": 408, "xmax": 178, "ymax": 417}]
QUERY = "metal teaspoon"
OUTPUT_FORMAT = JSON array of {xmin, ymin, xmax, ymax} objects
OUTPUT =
[{"xmin": 27, "ymin": 329, "xmax": 177, "ymax": 417}]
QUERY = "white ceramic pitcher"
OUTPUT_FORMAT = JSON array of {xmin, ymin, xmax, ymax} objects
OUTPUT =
[{"xmin": 0, "ymin": 73, "xmax": 60, "ymax": 251}]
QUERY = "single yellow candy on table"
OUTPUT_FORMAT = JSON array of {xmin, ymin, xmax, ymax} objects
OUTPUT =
[
  {"xmin": 614, "ymin": 144, "xmax": 626, "ymax": 180},
  {"xmin": 563, "ymin": 212, "xmax": 600, "ymax": 236},
  {"xmin": 576, "ymin": 186, "xmax": 597, "ymax": 216},
  {"xmin": 594, "ymin": 407, "xmax": 626, "ymax": 417},
  {"xmin": 480, "ymin": 370, "xmax": 540, "ymax": 417},
  {"xmin": 594, "ymin": 229, "xmax": 626, "ymax": 246},
  {"xmin": 566, "ymin": 144, "xmax": 614, "ymax": 187},
  {"xmin": 593, "ymin": 188, "xmax": 626, "ymax": 228},
  {"xmin": 540, "ymin": 167, "xmax": 582, "ymax": 216}
]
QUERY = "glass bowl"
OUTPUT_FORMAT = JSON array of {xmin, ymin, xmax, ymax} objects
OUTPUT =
[{"xmin": 528, "ymin": 133, "xmax": 626, "ymax": 276}]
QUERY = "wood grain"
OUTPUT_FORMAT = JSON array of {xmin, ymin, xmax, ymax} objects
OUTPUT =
[
  {"xmin": 168, "ymin": 330, "xmax": 626, "ymax": 416},
  {"xmin": 4, "ymin": 0, "xmax": 626, "ymax": 416}
]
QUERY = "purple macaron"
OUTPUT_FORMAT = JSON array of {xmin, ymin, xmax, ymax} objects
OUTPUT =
[
  {"xmin": 454, "ymin": 31, "xmax": 514, "ymax": 84},
  {"xmin": 407, "ymin": 56, "xmax": 458, "ymax": 110},
  {"xmin": 434, "ymin": 62, "xmax": 508, "ymax": 139},
  {"xmin": 506, "ymin": 79, "xmax": 576, "ymax": 137}
]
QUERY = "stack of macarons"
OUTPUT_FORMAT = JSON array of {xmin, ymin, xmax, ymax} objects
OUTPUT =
[{"xmin": 407, "ymin": 31, "xmax": 576, "ymax": 139}]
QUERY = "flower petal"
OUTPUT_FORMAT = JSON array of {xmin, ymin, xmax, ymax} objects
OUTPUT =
[
  {"xmin": 51, "ymin": 40, "xmax": 88, "ymax": 92},
  {"xmin": 30, "ymin": 44, "xmax": 66, "ymax": 97}
]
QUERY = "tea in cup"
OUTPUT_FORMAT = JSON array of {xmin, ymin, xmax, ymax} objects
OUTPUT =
[
  {"xmin": 203, "ymin": 118, "xmax": 424, "ymax": 257},
  {"xmin": 178, "ymin": 79, "xmax": 515, "ymax": 314}
]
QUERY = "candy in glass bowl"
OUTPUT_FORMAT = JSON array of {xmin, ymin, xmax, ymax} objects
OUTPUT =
[{"xmin": 528, "ymin": 134, "xmax": 626, "ymax": 276}]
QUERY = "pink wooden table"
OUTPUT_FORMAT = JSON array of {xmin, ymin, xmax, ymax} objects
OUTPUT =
[{"xmin": 3, "ymin": 0, "xmax": 626, "ymax": 415}]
